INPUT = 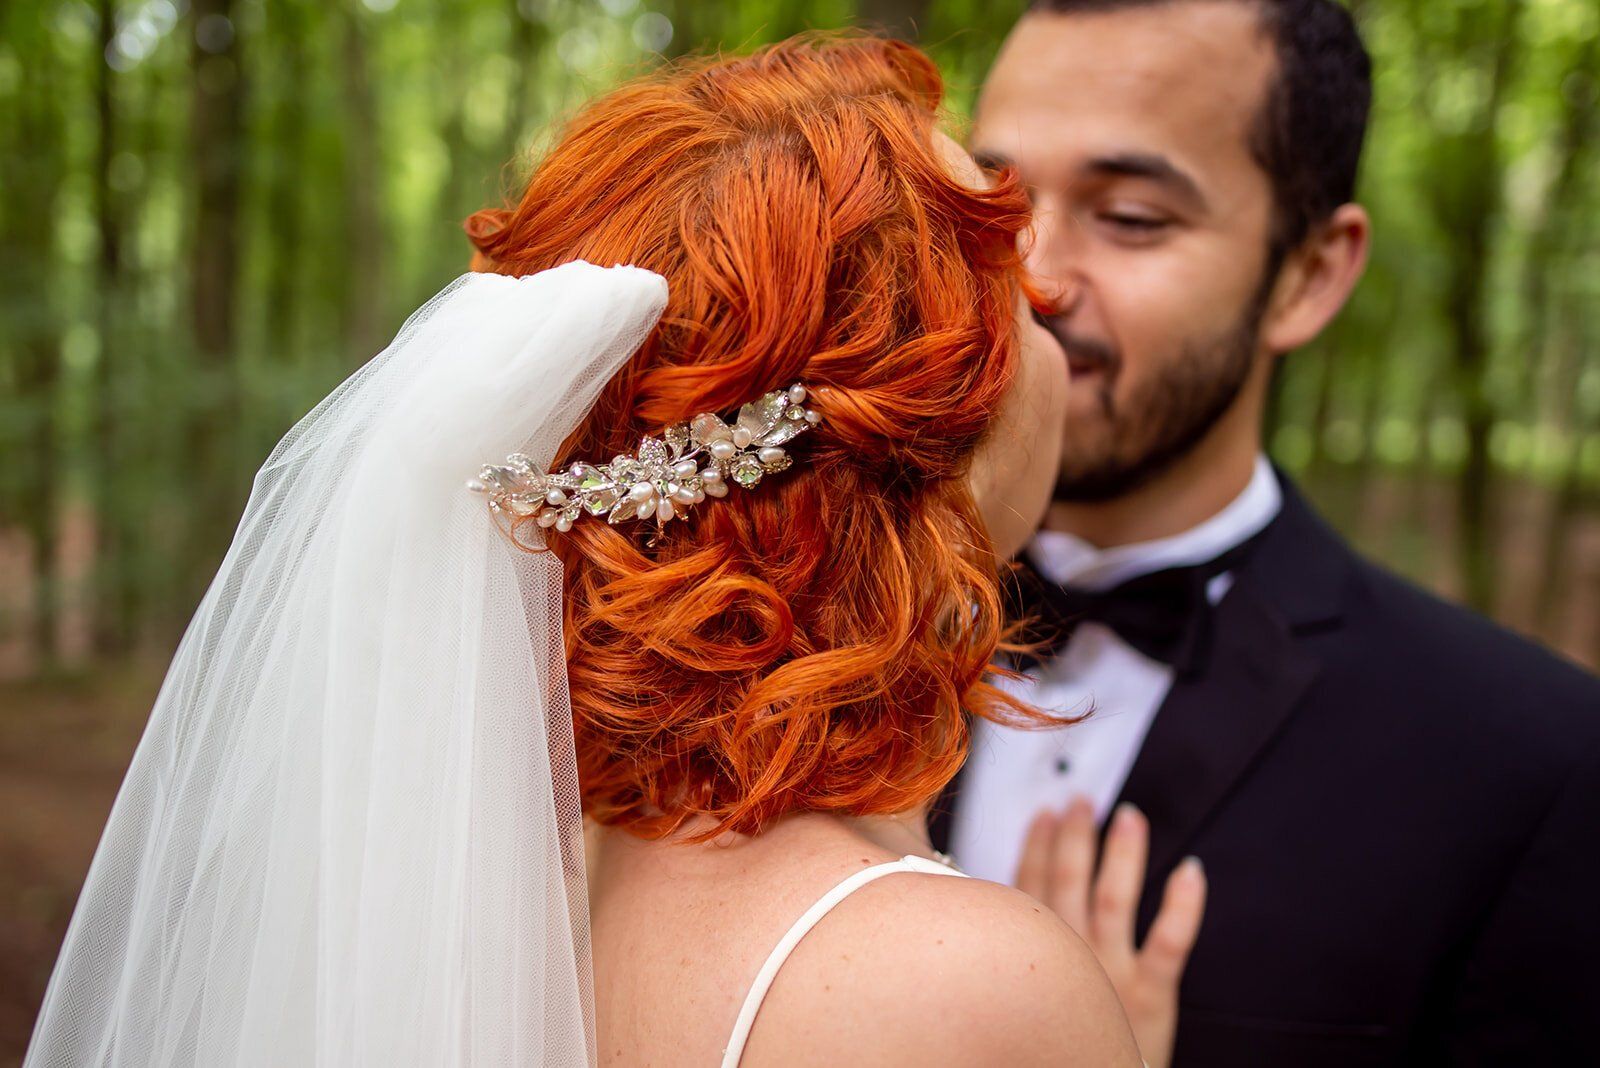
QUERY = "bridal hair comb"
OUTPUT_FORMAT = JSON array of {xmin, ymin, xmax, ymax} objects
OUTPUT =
[{"xmin": 468, "ymin": 383, "xmax": 820, "ymax": 534}]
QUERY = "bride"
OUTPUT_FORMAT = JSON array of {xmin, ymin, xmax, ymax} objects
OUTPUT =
[{"xmin": 28, "ymin": 33, "xmax": 1203, "ymax": 1068}]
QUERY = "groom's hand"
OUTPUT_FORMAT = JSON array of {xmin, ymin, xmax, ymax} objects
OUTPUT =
[{"xmin": 1015, "ymin": 797, "xmax": 1206, "ymax": 1068}]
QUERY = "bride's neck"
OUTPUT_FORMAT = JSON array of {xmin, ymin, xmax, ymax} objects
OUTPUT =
[
  {"xmin": 841, "ymin": 806, "xmax": 938, "ymax": 861},
  {"xmin": 586, "ymin": 805, "xmax": 939, "ymax": 873}
]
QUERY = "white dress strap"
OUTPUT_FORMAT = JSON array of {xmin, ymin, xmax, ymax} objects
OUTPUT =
[{"xmin": 719, "ymin": 855, "xmax": 968, "ymax": 1067}]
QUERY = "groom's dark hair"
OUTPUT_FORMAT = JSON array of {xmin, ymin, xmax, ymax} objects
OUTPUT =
[{"xmin": 1027, "ymin": 0, "xmax": 1371, "ymax": 262}]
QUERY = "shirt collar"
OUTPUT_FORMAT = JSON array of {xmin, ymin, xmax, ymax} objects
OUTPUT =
[{"xmin": 1026, "ymin": 455, "xmax": 1283, "ymax": 590}]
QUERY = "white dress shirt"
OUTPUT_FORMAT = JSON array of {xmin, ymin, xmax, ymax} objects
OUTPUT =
[{"xmin": 949, "ymin": 455, "xmax": 1284, "ymax": 885}]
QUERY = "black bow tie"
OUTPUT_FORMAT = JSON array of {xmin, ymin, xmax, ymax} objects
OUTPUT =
[{"xmin": 1004, "ymin": 535, "xmax": 1263, "ymax": 677}]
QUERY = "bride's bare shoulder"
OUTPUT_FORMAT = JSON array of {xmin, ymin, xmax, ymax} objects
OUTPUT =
[{"xmin": 739, "ymin": 870, "xmax": 1143, "ymax": 1066}]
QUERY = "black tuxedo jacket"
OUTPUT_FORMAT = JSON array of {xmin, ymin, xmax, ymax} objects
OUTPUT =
[{"xmin": 931, "ymin": 475, "xmax": 1600, "ymax": 1066}]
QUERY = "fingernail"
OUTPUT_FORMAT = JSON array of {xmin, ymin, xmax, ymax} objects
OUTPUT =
[
  {"xmin": 1179, "ymin": 855, "xmax": 1204, "ymax": 877},
  {"xmin": 1114, "ymin": 802, "xmax": 1139, "ymax": 827}
]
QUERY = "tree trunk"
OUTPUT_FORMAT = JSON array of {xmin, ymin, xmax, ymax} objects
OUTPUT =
[
  {"xmin": 440, "ymin": 6, "xmax": 479, "ymax": 240},
  {"xmin": 190, "ymin": 0, "xmax": 245, "ymax": 368},
  {"xmin": 185, "ymin": 0, "xmax": 248, "ymax": 597},
  {"xmin": 1523, "ymin": 40, "xmax": 1596, "ymax": 634},
  {"xmin": 508, "ymin": 0, "xmax": 549, "ymax": 155},
  {"xmin": 93, "ymin": 0, "xmax": 132, "ymax": 653},
  {"xmin": 666, "ymin": 3, "xmax": 699, "ymax": 57},
  {"xmin": 339, "ymin": 1, "xmax": 386, "ymax": 357},
  {"xmin": 1437, "ymin": 0, "xmax": 1524, "ymax": 613},
  {"xmin": 858, "ymin": 0, "xmax": 930, "ymax": 40},
  {"xmin": 263, "ymin": 0, "xmax": 309, "ymax": 372},
  {"xmin": 2, "ymin": 4, "xmax": 67, "ymax": 667}
]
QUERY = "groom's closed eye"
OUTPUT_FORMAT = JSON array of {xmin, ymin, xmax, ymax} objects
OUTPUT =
[
  {"xmin": 1101, "ymin": 213, "xmax": 1170, "ymax": 231},
  {"xmin": 1093, "ymin": 203, "xmax": 1179, "ymax": 246}
]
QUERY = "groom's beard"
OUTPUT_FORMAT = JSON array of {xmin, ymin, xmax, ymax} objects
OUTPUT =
[{"xmin": 1043, "ymin": 300, "xmax": 1264, "ymax": 504}]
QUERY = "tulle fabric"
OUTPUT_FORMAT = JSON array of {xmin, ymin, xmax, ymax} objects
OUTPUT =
[{"xmin": 26, "ymin": 262, "xmax": 668, "ymax": 1067}]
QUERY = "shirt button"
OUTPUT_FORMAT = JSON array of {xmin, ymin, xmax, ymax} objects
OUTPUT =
[{"xmin": 1054, "ymin": 757, "xmax": 1071, "ymax": 775}]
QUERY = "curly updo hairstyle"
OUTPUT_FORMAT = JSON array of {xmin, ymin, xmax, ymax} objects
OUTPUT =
[{"xmin": 466, "ymin": 33, "xmax": 1042, "ymax": 841}]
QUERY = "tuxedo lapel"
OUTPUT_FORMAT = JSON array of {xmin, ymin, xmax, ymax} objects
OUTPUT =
[
  {"xmin": 1116, "ymin": 581, "xmax": 1320, "ymax": 917},
  {"xmin": 1116, "ymin": 475, "xmax": 1351, "ymax": 933}
]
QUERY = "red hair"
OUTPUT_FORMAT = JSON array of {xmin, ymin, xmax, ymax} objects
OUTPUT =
[{"xmin": 466, "ymin": 34, "xmax": 1043, "ymax": 840}]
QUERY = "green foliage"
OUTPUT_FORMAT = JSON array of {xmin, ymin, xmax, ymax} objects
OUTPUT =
[{"xmin": 0, "ymin": 0, "xmax": 1596, "ymax": 662}]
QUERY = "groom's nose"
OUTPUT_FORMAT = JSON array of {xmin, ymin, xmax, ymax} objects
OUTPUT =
[
  {"xmin": 1021, "ymin": 200, "xmax": 1087, "ymax": 316},
  {"xmin": 1024, "ymin": 267, "xmax": 1084, "ymax": 319}
]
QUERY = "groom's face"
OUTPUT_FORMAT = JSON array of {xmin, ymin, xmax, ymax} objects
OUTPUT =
[{"xmin": 974, "ymin": 2, "xmax": 1282, "ymax": 500}]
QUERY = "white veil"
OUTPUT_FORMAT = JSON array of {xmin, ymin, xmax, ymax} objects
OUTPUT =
[{"xmin": 25, "ymin": 261, "xmax": 668, "ymax": 1067}]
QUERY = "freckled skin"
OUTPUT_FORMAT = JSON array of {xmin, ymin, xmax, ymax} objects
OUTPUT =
[{"xmin": 589, "ymin": 812, "xmax": 1141, "ymax": 1065}]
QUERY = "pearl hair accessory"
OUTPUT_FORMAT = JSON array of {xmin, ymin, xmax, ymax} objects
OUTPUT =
[{"xmin": 468, "ymin": 383, "xmax": 820, "ymax": 537}]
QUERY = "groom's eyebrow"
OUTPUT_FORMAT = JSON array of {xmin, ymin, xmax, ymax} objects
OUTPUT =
[
  {"xmin": 1083, "ymin": 152, "xmax": 1208, "ymax": 211},
  {"xmin": 970, "ymin": 148, "xmax": 1209, "ymax": 213}
]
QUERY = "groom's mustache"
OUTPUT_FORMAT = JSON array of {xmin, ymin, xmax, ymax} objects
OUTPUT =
[{"xmin": 1032, "ymin": 309, "xmax": 1121, "ymax": 379}]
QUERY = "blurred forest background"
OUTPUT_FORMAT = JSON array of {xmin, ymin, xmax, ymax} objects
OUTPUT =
[{"xmin": 0, "ymin": 0, "xmax": 1597, "ymax": 1059}]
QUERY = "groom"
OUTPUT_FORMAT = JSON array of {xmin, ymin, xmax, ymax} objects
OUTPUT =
[{"xmin": 932, "ymin": 0, "xmax": 1600, "ymax": 1063}]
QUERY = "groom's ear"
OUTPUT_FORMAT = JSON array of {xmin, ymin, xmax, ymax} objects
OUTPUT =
[{"xmin": 1259, "ymin": 202, "xmax": 1371, "ymax": 356}]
